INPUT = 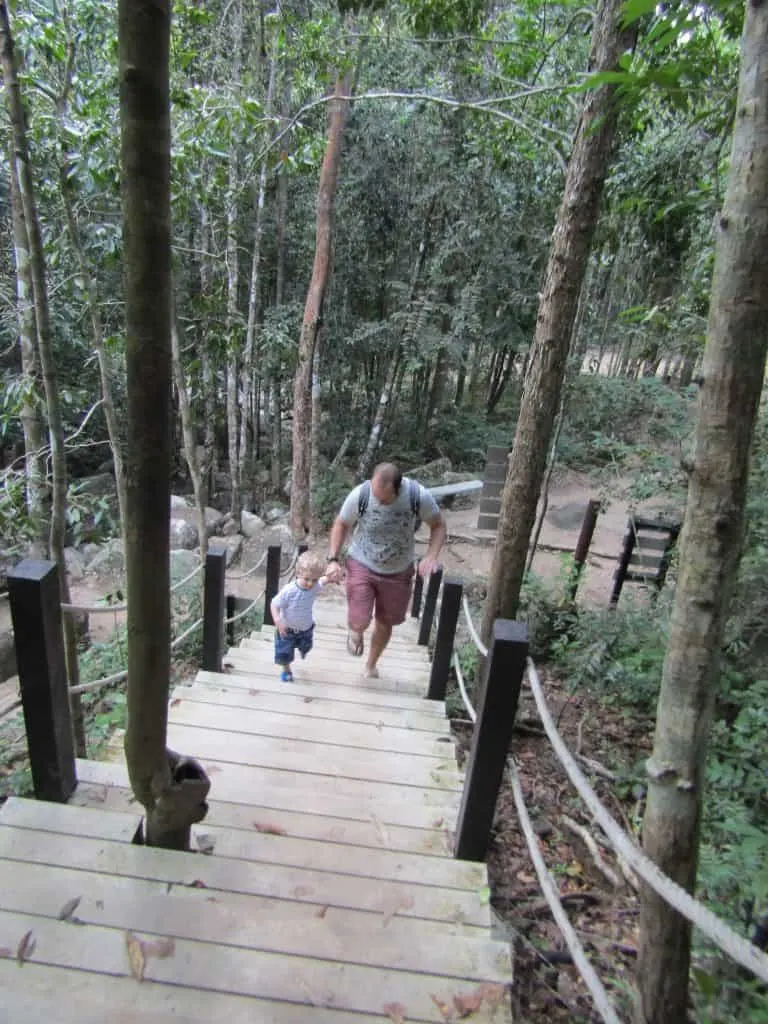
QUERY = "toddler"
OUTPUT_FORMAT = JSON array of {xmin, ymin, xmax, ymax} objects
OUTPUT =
[{"xmin": 270, "ymin": 551, "xmax": 334, "ymax": 682}]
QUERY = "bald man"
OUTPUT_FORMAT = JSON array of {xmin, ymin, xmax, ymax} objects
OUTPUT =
[{"xmin": 326, "ymin": 462, "xmax": 446, "ymax": 678}]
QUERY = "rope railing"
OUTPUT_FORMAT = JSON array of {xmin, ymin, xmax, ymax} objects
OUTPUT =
[
  {"xmin": 508, "ymin": 757, "xmax": 623, "ymax": 1024},
  {"xmin": 462, "ymin": 594, "xmax": 488, "ymax": 657},
  {"xmin": 225, "ymin": 546, "xmax": 269, "ymax": 580},
  {"xmin": 223, "ymin": 589, "xmax": 265, "ymax": 626},
  {"xmin": 525, "ymin": 657, "xmax": 768, "ymax": 984},
  {"xmin": 61, "ymin": 560, "xmax": 204, "ymax": 616},
  {"xmin": 452, "ymin": 651, "xmax": 477, "ymax": 723}
]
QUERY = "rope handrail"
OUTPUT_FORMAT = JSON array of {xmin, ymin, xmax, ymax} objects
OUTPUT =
[
  {"xmin": 452, "ymin": 651, "xmax": 477, "ymax": 723},
  {"xmin": 69, "ymin": 615, "xmax": 204, "ymax": 695},
  {"xmin": 279, "ymin": 548, "xmax": 299, "ymax": 579},
  {"xmin": 223, "ymin": 589, "xmax": 265, "ymax": 626},
  {"xmin": 508, "ymin": 757, "xmax": 622, "ymax": 1024},
  {"xmin": 226, "ymin": 547, "xmax": 269, "ymax": 580},
  {"xmin": 525, "ymin": 657, "xmax": 768, "ymax": 984},
  {"xmin": 62, "ymin": 559, "xmax": 204, "ymax": 616},
  {"xmin": 462, "ymin": 594, "xmax": 488, "ymax": 657}
]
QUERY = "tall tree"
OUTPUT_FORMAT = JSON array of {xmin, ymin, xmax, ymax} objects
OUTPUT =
[
  {"xmin": 290, "ymin": 71, "xmax": 351, "ymax": 536},
  {"xmin": 637, "ymin": 3, "xmax": 768, "ymax": 1021},
  {"xmin": 119, "ymin": 0, "xmax": 208, "ymax": 848},
  {"xmin": 481, "ymin": 0, "xmax": 636, "ymax": 638}
]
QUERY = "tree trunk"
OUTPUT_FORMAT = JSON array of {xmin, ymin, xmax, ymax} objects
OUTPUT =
[
  {"xmin": 7, "ymin": 142, "xmax": 47, "ymax": 553},
  {"xmin": 290, "ymin": 73, "xmax": 351, "ymax": 536},
  {"xmin": 0, "ymin": 1, "xmax": 86, "ymax": 754},
  {"xmin": 119, "ymin": 0, "xmax": 209, "ymax": 849},
  {"xmin": 636, "ymin": 7, "xmax": 768, "ymax": 1022},
  {"xmin": 196, "ymin": 210, "xmax": 217, "ymax": 505},
  {"xmin": 481, "ymin": 0, "xmax": 636, "ymax": 641},
  {"xmin": 171, "ymin": 306, "xmax": 207, "ymax": 568}
]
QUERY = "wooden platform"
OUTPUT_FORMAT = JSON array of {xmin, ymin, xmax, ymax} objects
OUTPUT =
[{"xmin": 0, "ymin": 597, "xmax": 512, "ymax": 1021}]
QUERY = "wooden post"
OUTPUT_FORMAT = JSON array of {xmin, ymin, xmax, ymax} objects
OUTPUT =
[
  {"xmin": 297, "ymin": 543, "xmax": 308, "ymax": 557},
  {"xmin": 226, "ymin": 594, "xmax": 236, "ymax": 647},
  {"xmin": 454, "ymin": 619, "xmax": 528, "ymax": 861},
  {"xmin": 567, "ymin": 498, "xmax": 600, "ymax": 601},
  {"xmin": 411, "ymin": 563, "xmax": 424, "ymax": 618},
  {"xmin": 610, "ymin": 517, "xmax": 637, "ymax": 606},
  {"xmin": 655, "ymin": 522, "xmax": 681, "ymax": 595},
  {"xmin": 7, "ymin": 558, "xmax": 76, "ymax": 802},
  {"xmin": 202, "ymin": 547, "xmax": 226, "ymax": 671},
  {"xmin": 417, "ymin": 567, "xmax": 443, "ymax": 646},
  {"xmin": 263, "ymin": 544, "xmax": 282, "ymax": 626},
  {"xmin": 427, "ymin": 577, "xmax": 462, "ymax": 701}
]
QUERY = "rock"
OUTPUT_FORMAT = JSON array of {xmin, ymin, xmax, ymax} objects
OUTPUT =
[
  {"xmin": 212, "ymin": 535, "xmax": 242, "ymax": 567},
  {"xmin": 170, "ymin": 518, "xmax": 199, "ymax": 550},
  {"xmin": 0, "ymin": 631, "xmax": 16, "ymax": 683},
  {"xmin": 263, "ymin": 504, "xmax": 289, "ymax": 524},
  {"xmin": 76, "ymin": 473, "xmax": 117, "ymax": 498},
  {"xmin": 171, "ymin": 494, "xmax": 192, "ymax": 510},
  {"xmin": 547, "ymin": 502, "xmax": 588, "ymax": 531},
  {"xmin": 405, "ymin": 457, "xmax": 452, "ymax": 485},
  {"xmin": 241, "ymin": 510, "xmax": 266, "ymax": 538},
  {"xmin": 265, "ymin": 523, "xmax": 295, "ymax": 553},
  {"xmin": 220, "ymin": 515, "xmax": 240, "ymax": 537},
  {"xmin": 80, "ymin": 542, "xmax": 102, "ymax": 567},
  {"xmin": 64, "ymin": 546, "xmax": 86, "ymax": 581},
  {"xmin": 441, "ymin": 471, "xmax": 476, "ymax": 484},
  {"xmin": 204, "ymin": 506, "xmax": 225, "ymax": 535},
  {"xmin": 87, "ymin": 539, "xmax": 125, "ymax": 575}
]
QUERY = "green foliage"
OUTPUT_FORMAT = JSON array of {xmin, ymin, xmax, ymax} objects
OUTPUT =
[{"xmin": 312, "ymin": 465, "xmax": 356, "ymax": 531}]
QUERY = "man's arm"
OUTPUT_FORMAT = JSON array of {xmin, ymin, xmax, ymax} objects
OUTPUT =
[
  {"xmin": 419, "ymin": 511, "xmax": 446, "ymax": 577},
  {"xmin": 326, "ymin": 516, "xmax": 350, "ymax": 582}
]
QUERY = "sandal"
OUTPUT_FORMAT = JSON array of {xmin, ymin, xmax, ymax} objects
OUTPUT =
[{"xmin": 346, "ymin": 630, "xmax": 364, "ymax": 657}]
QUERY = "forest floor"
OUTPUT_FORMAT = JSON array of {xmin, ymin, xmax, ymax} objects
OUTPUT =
[{"xmin": 0, "ymin": 468, "xmax": 679, "ymax": 1020}]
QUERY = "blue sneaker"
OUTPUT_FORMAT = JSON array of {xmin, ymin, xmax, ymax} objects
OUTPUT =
[{"xmin": 280, "ymin": 668, "xmax": 293, "ymax": 682}]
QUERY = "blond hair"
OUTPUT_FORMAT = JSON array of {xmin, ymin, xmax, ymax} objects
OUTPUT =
[{"xmin": 296, "ymin": 551, "xmax": 324, "ymax": 579}]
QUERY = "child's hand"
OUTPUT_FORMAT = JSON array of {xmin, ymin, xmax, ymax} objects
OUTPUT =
[{"xmin": 277, "ymin": 622, "xmax": 289, "ymax": 637}]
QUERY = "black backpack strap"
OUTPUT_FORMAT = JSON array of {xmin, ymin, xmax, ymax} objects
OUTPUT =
[
  {"xmin": 357, "ymin": 480, "xmax": 371, "ymax": 518},
  {"xmin": 407, "ymin": 478, "xmax": 421, "ymax": 520}
]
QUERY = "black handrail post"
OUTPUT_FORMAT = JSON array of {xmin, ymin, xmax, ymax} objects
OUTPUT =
[
  {"xmin": 263, "ymin": 544, "xmax": 282, "ymax": 625},
  {"xmin": 454, "ymin": 619, "xmax": 528, "ymax": 861},
  {"xmin": 411, "ymin": 561, "xmax": 424, "ymax": 618},
  {"xmin": 610, "ymin": 517, "xmax": 637, "ymax": 606},
  {"xmin": 202, "ymin": 547, "xmax": 227, "ymax": 671},
  {"xmin": 417, "ymin": 567, "xmax": 443, "ymax": 646},
  {"xmin": 226, "ymin": 594, "xmax": 236, "ymax": 647},
  {"xmin": 7, "ymin": 558, "xmax": 76, "ymax": 802},
  {"xmin": 427, "ymin": 577, "xmax": 463, "ymax": 701},
  {"xmin": 567, "ymin": 498, "xmax": 600, "ymax": 602}
]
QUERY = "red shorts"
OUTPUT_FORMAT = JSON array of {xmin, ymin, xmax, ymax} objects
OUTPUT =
[{"xmin": 345, "ymin": 558, "xmax": 415, "ymax": 627}]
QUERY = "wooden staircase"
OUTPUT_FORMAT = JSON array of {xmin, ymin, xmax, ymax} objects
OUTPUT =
[{"xmin": 0, "ymin": 595, "xmax": 513, "ymax": 1022}]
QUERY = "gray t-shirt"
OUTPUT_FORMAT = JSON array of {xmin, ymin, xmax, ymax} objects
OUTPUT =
[{"xmin": 339, "ymin": 479, "xmax": 440, "ymax": 575}]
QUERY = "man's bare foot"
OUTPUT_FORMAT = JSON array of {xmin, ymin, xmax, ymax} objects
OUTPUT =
[{"xmin": 363, "ymin": 665, "xmax": 380, "ymax": 679}]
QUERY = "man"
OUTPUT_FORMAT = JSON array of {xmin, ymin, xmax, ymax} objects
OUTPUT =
[{"xmin": 326, "ymin": 462, "xmax": 446, "ymax": 678}]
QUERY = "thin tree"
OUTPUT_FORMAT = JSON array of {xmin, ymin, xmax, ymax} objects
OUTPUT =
[
  {"xmin": 637, "ymin": 3, "xmax": 768, "ymax": 1021},
  {"xmin": 119, "ymin": 0, "xmax": 209, "ymax": 848},
  {"xmin": 290, "ymin": 71, "xmax": 351, "ymax": 536},
  {"xmin": 481, "ymin": 0, "xmax": 636, "ymax": 639}
]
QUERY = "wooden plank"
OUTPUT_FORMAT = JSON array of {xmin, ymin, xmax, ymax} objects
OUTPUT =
[
  {"xmin": 0, "ymin": 854, "xmax": 503, "ymax": 977},
  {"xmin": 2, "ymin": 797, "xmax": 479, "ymax": 893},
  {"xmin": 196, "ymin": 669, "xmax": 445, "ymax": 716},
  {"xmin": 477, "ymin": 515, "xmax": 499, "ymax": 532},
  {"xmin": 628, "ymin": 552, "xmax": 663, "ymax": 570},
  {"xmin": 165, "ymin": 722, "xmax": 463, "ymax": 792},
  {"xmin": 168, "ymin": 699, "xmax": 455, "ymax": 758},
  {"xmin": 633, "ymin": 533, "xmax": 673, "ymax": 553},
  {"xmin": 174, "ymin": 682, "xmax": 451, "ymax": 734},
  {"xmin": 222, "ymin": 651, "xmax": 429, "ymax": 695},
  {"xmin": 0, "ymin": 961, "xmax": 376, "ymax": 1024},
  {"xmin": 0, "ymin": 828, "xmax": 489, "ymax": 927},
  {"xmin": 246, "ymin": 631, "xmax": 430, "ymax": 665},
  {"xmin": 75, "ymin": 759, "xmax": 459, "ymax": 831},
  {"xmin": 0, "ymin": 909, "xmax": 510, "ymax": 1021},
  {"xmin": 71, "ymin": 779, "xmax": 456, "ymax": 859}
]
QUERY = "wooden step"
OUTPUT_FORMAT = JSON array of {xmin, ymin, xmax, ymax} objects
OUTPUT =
[
  {"xmin": 75, "ymin": 759, "xmax": 460, "ymax": 832},
  {"xmin": 0, "ymin": 822, "xmax": 489, "ymax": 928},
  {"xmin": 164, "ymin": 722, "xmax": 463, "ymax": 793},
  {"xmin": 252, "ymin": 627, "xmax": 430, "ymax": 662},
  {"xmin": 176, "ymin": 680, "xmax": 450, "ymax": 734},
  {"xmin": 198, "ymin": 668, "xmax": 441, "ymax": 714},
  {"xmin": 168, "ymin": 692, "xmax": 456, "ymax": 758},
  {"xmin": 223, "ymin": 649, "xmax": 429, "ymax": 694}
]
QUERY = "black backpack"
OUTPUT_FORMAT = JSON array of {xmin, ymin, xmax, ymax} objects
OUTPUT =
[{"xmin": 357, "ymin": 477, "xmax": 423, "ymax": 532}]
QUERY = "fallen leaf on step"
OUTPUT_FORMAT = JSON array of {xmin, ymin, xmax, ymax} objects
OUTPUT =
[
  {"xmin": 223, "ymin": 662, "xmax": 234, "ymax": 672},
  {"xmin": 16, "ymin": 930, "xmax": 35, "ymax": 964},
  {"xmin": 170, "ymin": 698, "xmax": 181, "ymax": 708},
  {"xmin": 315, "ymin": 905, "xmax": 329, "ymax": 919},
  {"xmin": 125, "ymin": 931, "xmax": 145, "ymax": 981},
  {"xmin": 383, "ymin": 1002, "xmax": 408, "ymax": 1023},
  {"xmin": 196, "ymin": 833, "xmax": 215, "ymax": 855},
  {"xmin": 452, "ymin": 988, "xmax": 483, "ymax": 1017},
  {"xmin": 186, "ymin": 879, "xmax": 208, "ymax": 888},
  {"xmin": 144, "ymin": 937, "xmax": 175, "ymax": 960},
  {"xmin": 253, "ymin": 822, "xmax": 287, "ymax": 835},
  {"xmin": 57, "ymin": 896, "xmax": 82, "ymax": 922},
  {"xmin": 292, "ymin": 885, "xmax": 314, "ymax": 898},
  {"xmin": 477, "ymin": 983, "xmax": 505, "ymax": 1008},
  {"xmin": 248, "ymin": 688, "xmax": 260, "ymax": 696},
  {"xmin": 430, "ymin": 994, "xmax": 454, "ymax": 1020},
  {"xmin": 303, "ymin": 696, "xmax": 314, "ymax": 703},
  {"xmin": 381, "ymin": 893, "xmax": 414, "ymax": 926},
  {"xmin": 432, "ymin": 817, "xmax": 444, "ymax": 828}
]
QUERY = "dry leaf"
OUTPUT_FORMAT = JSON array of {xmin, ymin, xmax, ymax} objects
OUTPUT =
[
  {"xmin": 95, "ymin": 899, "xmax": 104, "ymax": 910},
  {"xmin": 186, "ymin": 879, "xmax": 207, "ymax": 888},
  {"xmin": 383, "ymin": 1002, "xmax": 408, "ymax": 1023},
  {"xmin": 196, "ymin": 833, "xmax": 215, "ymax": 855},
  {"xmin": 170, "ymin": 698, "xmax": 181, "ymax": 707},
  {"xmin": 144, "ymin": 937, "xmax": 175, "ymax": 960},
  {"xmin": 57, "ymin": 896, "xmax": 82, "ymax": 922},
  {"xmin": 223, "ymin": 662, "xmax": 234, "ymax": 672},
  {"xmin": 303, "ymin": 696, "xmax": 314, "ymax": 703},
  {"xmin": 476, "ymin": 983, "xmax": 505, "ymax": 1009},
  {"xmin": 315, "ymin": 905, "xmax": 329, "ymax": 919},
  {"xmin": 381, "ymin": 893, "xmax": 414, "ymax": 927},
  {"xmin": 292, "ymin": 885, "xmax": 314, "ymax": 898},
  {"xmin": 16, "ymin": 930, "xmax": 35, "ymax": 964},
  {"xmin": 430, "ymin": 994, "xmax": 454, "ymax": 1020},
  {"xmin": 452, "ymin": 989, "xmax": 483, "ymax": 1017},
  {"xmin": 125, "ymin": 931, "xmax": 145, "ymax": 981},
  {"xmin": 0, "ymin": 946, "xmax": 12, "ymax": 959},
  {"xmin": 253, "ymin": 822, "xmax": 287, "ymax": 836},
  {"xmin": 432, "ymin": 817, "xmax": 444, "ymax": 828},
  {"xmin": 248, "ymin": 688, "xmax": 260, "ymax": 696}
]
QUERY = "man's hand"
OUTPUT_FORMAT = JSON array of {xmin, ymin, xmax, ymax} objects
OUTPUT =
[
  {"xmin": 418, "ymin": 555, "xmax": 441, "ymax": 578},
  {"xmin": 325, "ymin": 560, "xmax": 345, "ymax": 583}
]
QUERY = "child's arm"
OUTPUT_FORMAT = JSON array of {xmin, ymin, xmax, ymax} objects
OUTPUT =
[
  {"xmin": 317, "ymin": 574, "xmax": 337, "ymax": 587},
  {"xmin": 271, "ymin": 592, "xmax": 289, "ymax": 635}
]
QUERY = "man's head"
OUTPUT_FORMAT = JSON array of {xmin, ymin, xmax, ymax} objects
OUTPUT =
[{"xmin": 371, "ymin": 462, "xmax": 402, "ymax": 505}]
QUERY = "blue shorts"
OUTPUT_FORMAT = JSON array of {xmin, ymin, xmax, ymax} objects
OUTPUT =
[{"xmin": 274, "ymin": 625, "xmax": 314, "ymax": 665}]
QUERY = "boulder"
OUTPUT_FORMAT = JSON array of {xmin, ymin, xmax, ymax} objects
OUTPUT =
[
  {"xmin": 88, "ymin": 539, "xmax": 125, "ymax": 575},
  {"xmin": 64, "ymin": 546, "xmax": 86, "ymax": 581},
  {"xmin": 0, "ymin": 631, "xmax": 16, "ymax": 683},
  {"xmin": 170, "ymin": 518, "xmax": 199, "ymax": 550},
  {"xmin": 220, "ymin": 515, "xmax": 240, "ymax": 537},
  {"xmin": 241, "ymin": 510, "xmax": 266, "ymax": 538},
  {"xmin": 221, "ymin": 534, "xmax": 243, "ymax": 567},
  {"xmin": 265, "ymin": 523, "xmax": 295, "ymax": 553},
  {"xmin": 204, "ymin": 506, "xmax": 225, "ymax": 535},
  {"xmin": 405, "ymin": 457, "xmax": 452, "ymax": 485},
  {"xmin": 263, "ymin": 504, "xmax": 289, "ymax": 524},
  {"xmin": 170, "ymin": 494, "xmax": 192, "ymax": 510},
  {"xmin": 80, "ymin": 542, "xmax": 103, "ymax": 567}
]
